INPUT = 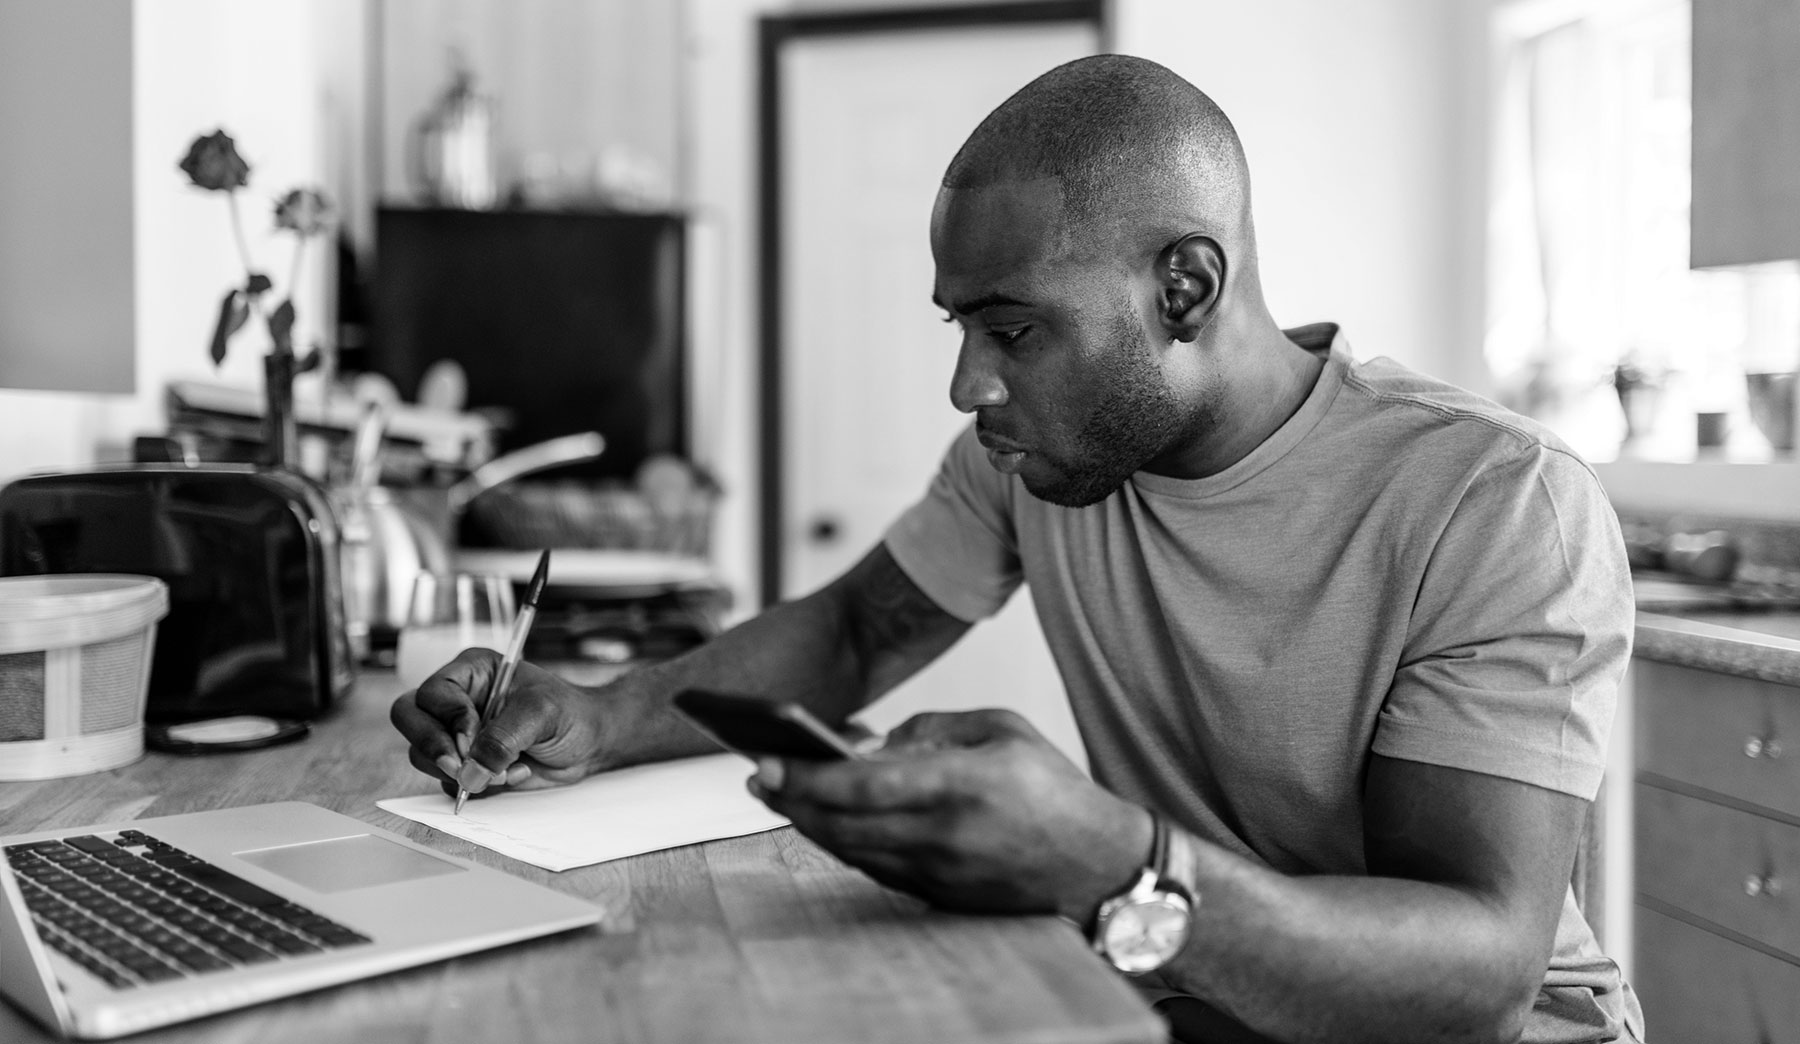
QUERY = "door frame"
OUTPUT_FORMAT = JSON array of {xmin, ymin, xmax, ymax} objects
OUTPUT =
[{"xmin": 755, "ymin": 0, "xmax": 1109, "ymax": 607}]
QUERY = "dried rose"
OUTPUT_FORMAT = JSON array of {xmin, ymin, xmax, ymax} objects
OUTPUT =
[
  {"xmin": 273, "ymin": 187, "xmax": 334, "ymax": 237},
  {"xmin": 178, "ymin": 130, "xmax": 250, "ymax": 192}
]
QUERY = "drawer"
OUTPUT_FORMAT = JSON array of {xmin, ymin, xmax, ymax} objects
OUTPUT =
[
  {"xmin": 1636, "ymin": 904, "xmax": 1800, "ymax": 1044},
  {"xmin": 1636, "ymin": 783, "xmax": 1800, "ymax": 958},
  {"xmin": 1635, "ymin": 660, "xmax": 1800, "ymax": 816}
]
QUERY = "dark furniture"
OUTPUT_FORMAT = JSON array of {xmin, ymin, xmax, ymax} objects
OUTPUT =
[{"xmin": 371, "ymin": 207, "xmax": 686, "ymax": 482}]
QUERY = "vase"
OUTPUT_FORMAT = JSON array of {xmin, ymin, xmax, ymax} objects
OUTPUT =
[{"xmin": 262, "ymin": 351, "xmax": 299, "ymax": 471}]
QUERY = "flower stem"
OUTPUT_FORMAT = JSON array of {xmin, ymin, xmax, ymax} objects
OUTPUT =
[
  {"xmin": 227, "ymin": 189, "xmax": 256, "ymax": 276},
  {"xmin": 287, "ymin": 234, "xmax": 307, "ymax": 310},
  {"xmin": 228, "ymin": 187, "xmax": 282, "ymax": 347}
]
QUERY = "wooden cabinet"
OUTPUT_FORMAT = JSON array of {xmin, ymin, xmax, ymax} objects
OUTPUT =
[
  {"xmin": 1635, "ymin": 660, "xmax": 1800, "ymax": 1040},
  {"xmin": 1690, "ymin": 0, "xmax": 1800, "ymax": 268},
  {"xmin": 1636, "ymin": 905, "xmax": 1800, "ymax": 1043}
]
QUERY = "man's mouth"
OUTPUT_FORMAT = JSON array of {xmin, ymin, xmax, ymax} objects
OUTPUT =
[
  {"xmin": 976, "ymin": 429, "xmax": 1028, "ymax": 474},
  {"xmin": 975, "ymin": 428, "xmax": 1025, "ymax": 455}
]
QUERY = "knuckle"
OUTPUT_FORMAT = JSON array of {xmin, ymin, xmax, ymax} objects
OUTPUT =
[
  {"xmin": 983, "ymin": 707, "xmax": 1030, "ymax": 732},
  {"xmin": 472, "ymin": 721, "xmax": 530, "ymax": 765},
  {"xmin": 851, "ymin": 763, "xmax": 910, "ymax": 808}
]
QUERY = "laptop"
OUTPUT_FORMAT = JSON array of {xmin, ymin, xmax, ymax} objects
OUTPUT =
[{"xmin": 0, "ymin": 801, "xmax": 602, "ymax": 1039}]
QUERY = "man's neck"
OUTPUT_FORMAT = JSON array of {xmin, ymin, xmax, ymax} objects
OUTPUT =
[{"xmin": 1148, "ymin": 316, "xmax": 1327, "ymax": 481}]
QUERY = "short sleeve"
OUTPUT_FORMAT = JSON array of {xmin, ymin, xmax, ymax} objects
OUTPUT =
[
  {"xmin": 1371, "ymin": 446, "xmax": 1633, "ymax": 799},
  {"xmin": 882, "ymin": 424, "xmax": 1024, "ymax": 623}
]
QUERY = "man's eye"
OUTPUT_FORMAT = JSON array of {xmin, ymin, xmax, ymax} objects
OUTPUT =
[{"xmin": 991, "ymin": 326, "xmax": 1029, "ymax": 346}]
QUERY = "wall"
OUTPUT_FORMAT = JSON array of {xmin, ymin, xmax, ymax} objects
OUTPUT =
[
  {"xmin": 1113, "ymin": 0, "xmax": 1490, "ymax": 388},
  {"xmin": 0, "ymin": 0, "xmax": 364, "ymax": 485},
  {"xmin": 0, "ymin": 0, "xmax": 135, "ymax": 396},
  {"xmin": 685, "ymin": 0, "xmax": 1493, "ymax": 614},
  {"xmin": 376, "ymin": 0, "xmax": 683, "ymax": 210}
]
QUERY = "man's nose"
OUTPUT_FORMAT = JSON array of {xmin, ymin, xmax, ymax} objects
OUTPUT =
[{"xmin": 949, "ymin": 342, "xmax": 1006, "ymax": 414}]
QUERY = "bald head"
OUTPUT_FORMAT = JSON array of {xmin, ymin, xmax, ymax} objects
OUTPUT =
[{"xmin": 943, "ymin": 55, "xmax": 1252, "ymax": 259}]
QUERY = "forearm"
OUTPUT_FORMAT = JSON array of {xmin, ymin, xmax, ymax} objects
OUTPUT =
[
  {"xmin": 581, "ymin": 589, "xmax": 873, "ymax": 772},
  {"xmin": 1151, "ymin": 826, "xmax": 1539, "ymax": 1044},
  {"xmin": 580, "ymin": 545, "xmax": 967, "ymax": 773}
]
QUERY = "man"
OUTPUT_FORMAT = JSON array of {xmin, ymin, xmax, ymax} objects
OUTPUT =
[{"xmin": 393, "ymin": 55, "xmax": 1642, "ymax": 1044}]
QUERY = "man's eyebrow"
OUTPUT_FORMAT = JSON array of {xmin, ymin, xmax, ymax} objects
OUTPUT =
[{"xmin": 930, "ymin": 292, "xmax": 1033, "ymax": 315}]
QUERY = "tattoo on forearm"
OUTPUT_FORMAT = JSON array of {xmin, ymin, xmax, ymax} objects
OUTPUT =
[{"xmin": 845, "ymin": 551, "xmax": 964, "ymax": 689}]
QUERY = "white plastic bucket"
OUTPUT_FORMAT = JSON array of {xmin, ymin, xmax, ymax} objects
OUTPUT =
[{"xmin": 0, "ymin": 575, "xmax": 169, "ymax": 780}]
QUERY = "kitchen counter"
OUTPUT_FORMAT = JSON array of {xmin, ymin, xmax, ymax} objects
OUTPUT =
[{"xmin": 1633, "ymin": 609, "xmax": 1800, "ymax": 686}]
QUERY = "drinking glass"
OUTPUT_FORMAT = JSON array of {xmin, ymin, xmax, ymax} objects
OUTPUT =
[{"xmin": 394, "ymin": 573, "xmax": 516, "ymax": 691}]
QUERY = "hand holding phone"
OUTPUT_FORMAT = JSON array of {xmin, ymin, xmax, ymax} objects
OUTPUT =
[{"xmin": 672, "ymin": 689, "xmax": 865, "ymax": 761}]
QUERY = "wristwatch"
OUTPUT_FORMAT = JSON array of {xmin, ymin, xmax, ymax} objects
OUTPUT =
[{"xmin": 1090, "ymin": 813, "xmax": 1195, "ymax": 974}]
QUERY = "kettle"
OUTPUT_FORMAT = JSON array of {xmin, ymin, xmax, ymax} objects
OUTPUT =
[
  {"xmin": 410, "ymin": 52, "xmax": 499, "ymax": 210},
  {"xmin": 335, "ymin": 404, "xmax": 603, "ymax": 660}
]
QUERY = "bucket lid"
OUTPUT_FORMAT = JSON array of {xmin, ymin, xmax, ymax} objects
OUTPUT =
[
  {"xmin": 0, "ymin": 574, "xmax": 166, "ymax": 615},
  {"xmin": 0, "ymin": 575, "xmax": 169, "ymax": 652}
]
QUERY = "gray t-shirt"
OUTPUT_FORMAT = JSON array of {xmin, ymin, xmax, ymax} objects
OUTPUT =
[{"xmin": 883, "ymin": 325, "xmax": 1643, "ymax": 1042}]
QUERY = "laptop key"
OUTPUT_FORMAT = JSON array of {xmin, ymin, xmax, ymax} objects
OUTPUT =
[
  {"xmin": 214, "ymin": 938, "xmax": 279, "ymax": 963},
  {"xmin": 63, "ymin": 836, "xmax": 117, "ymax": 855},
  {"xmin": 171, "ymin": 864, "xmax": 285, "ymax": 908},
  {"xmin": 259, "ymin": 933, "xmax": 324, "ymax": 956}
]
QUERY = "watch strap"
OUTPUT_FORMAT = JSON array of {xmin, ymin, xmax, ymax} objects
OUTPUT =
[
  {"xmin": 1157, "ymin": 817, "xmax": 1196, "ymax": 906},
  {"xmin": 1148, "ymin": 813, "xmax": 1170, "ymax": 885}
]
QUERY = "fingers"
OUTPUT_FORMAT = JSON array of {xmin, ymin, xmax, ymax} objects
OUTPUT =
[
  {"xmin": 391, "ymin": 687, "xmax": 474, "ymax": 779},
  {"xmin": 392, "ymin": 649, "xmax": 500, "ymax": 786},
  {"xmin": 749, "ymin": 771, "xmax": 943, "ymax": 851},
  {"xmin": 412, "ymin": 648, "xmax": 500, "ymax": 742},
  {"xmin": 455, "ymin": 664, "xmax": 586, "ymax": 794},
  {"xmin": 461, "ymin": 762, "xmax": 535, "ymax": 792},
  {"xmin": 754, "ymin": 751, "xmax": 963, "ymax": 813},
  {"xmin": 435, "ymin": 762, "xmax": 535, "ymax": 801},
  {"xmin": 882, "ymin": 708, "xmax": 1035, "ymax": 752}
]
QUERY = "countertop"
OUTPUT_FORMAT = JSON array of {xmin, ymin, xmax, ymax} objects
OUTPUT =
[{"xmin": 1634, "ymin": 607, "xmax": 1800, "ymax": 686}]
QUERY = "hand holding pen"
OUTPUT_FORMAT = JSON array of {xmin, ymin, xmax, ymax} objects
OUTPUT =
[{"xmin": 454, "ymin": 549, "xmax": 551, "ymax": 815}]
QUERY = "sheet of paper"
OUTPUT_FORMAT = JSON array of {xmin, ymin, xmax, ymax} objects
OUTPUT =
[{"xmin": 377, "ymin": 753, "xmax": 788, "ymax": 872}]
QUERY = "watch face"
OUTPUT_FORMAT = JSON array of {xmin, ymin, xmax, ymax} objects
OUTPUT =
[{"xmin": 1101, "ymin": 895, "xmax": 1191, "ymax": 974}]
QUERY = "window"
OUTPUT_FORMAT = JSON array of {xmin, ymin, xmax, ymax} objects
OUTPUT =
[{"xmin": 1486, "ymin": 0, "xmax": 1800, "ymax": 463}]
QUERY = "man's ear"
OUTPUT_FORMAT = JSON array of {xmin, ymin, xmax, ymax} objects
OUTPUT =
[{"xmin": 1156, "ymin": 234, "xmax": 1225, "ymax": 343}]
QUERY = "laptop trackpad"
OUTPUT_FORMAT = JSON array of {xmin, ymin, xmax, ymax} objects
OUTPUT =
[{"xmin": 237, "ymin": 834, "xmax": 466, "ymax": 893}]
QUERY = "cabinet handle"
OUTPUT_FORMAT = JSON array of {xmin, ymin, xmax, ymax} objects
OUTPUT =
[
  {"xmin": 1745, "ymin": 736, "xmax": 1782, "ymax": 760},
  {"xmin": 1745, "ymin": 873, "xmax": 1783, "ymax": 898}
]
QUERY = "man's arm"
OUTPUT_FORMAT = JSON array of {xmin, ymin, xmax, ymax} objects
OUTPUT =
[
  {"xmin": 761, "ymin": 719, "xmax": 1585, "ymax": 1044},
  {"xmin": 582, "ymin": 542, "xmax": 974, "ymax": 771},
  {"xmin": 1152, "ymin": 754, "xmax": 1585, "ymax": 1044},
  {"xmin": 395, "ymin": 542, "xmax": 972, "ymax": 792}
]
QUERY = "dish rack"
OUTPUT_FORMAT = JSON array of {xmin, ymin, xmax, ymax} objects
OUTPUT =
[{"xmin": 463, "ymin": 478, "xmax": 716, "ymax": 556}]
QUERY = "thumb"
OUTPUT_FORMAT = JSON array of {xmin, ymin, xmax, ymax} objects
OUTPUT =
[{"xmin": 456, "ymin": 691, "xmax": 557, "ymax": 792}]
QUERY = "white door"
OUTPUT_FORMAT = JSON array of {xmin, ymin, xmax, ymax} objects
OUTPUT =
[{"xmin": 781, "ymin": 23, "xmax": 1098, "ymax": 768}]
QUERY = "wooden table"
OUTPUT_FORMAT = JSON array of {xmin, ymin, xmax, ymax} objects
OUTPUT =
[{"xmin": 0, "ymin": 671, "xmax": 1163, "ymax": 1044}]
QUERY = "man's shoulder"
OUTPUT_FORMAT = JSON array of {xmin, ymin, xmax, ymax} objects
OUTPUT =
[{"xmin": 1333, "ymin": 354, "xmax": 1596, "ymax": 483}]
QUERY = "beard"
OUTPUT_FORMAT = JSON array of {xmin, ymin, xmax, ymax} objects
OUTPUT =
[{"xmin": 1020, "ymin": 312, "xmax": 1199, "ymax": 508}]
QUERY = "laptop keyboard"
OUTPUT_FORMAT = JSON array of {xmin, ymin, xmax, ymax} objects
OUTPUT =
[{"xmin": 4, "ymin": 829, "xmax": 371, "ymax": 990}]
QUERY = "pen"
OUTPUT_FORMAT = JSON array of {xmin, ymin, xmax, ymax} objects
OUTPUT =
[{"xmin": 454, "ymin": 549, "xmax": 551, "ymax": 815}]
